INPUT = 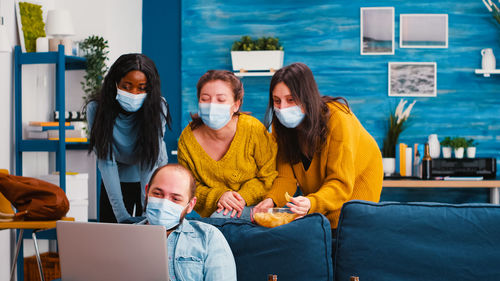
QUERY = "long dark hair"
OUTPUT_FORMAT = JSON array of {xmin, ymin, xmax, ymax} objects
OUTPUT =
[
  {"xmin": 265, "ymin": 62, "xmax": 349, "ymax": 164},
  {"xmin": 190, "ymin": 70, "xmax": 244, "ymax": 130},
  {"xmin": 85, "ymin": 53, "xmax": 172, "ymax": 168}
]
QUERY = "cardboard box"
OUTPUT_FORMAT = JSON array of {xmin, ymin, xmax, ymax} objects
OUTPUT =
[{"xmin": 40, "ymin": 173, "xmax": 88, "ymax": 201}]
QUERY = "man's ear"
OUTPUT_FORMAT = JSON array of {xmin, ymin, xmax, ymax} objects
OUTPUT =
[{"xmin": 186, "ymin": 197, "xmax": 197, "ymax": 214}]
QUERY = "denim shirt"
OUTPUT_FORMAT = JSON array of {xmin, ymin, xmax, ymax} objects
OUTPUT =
[{"xmin": 139, "ymin": 219, "xmax": 237, "ymax": 281}]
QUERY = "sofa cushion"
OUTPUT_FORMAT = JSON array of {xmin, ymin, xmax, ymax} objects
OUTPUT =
[
  {"xmin": 334, "ymin": 200, "xmax": 500, "ymax": 281},
  {"xmin": 190, "ymin": 213, "xmax": 332, "ymax": 281}
]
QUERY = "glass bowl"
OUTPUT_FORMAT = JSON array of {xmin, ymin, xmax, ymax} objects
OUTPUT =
[{"xmin": 252, "ymin": 208, "xmax": 298, "ymax": 228}]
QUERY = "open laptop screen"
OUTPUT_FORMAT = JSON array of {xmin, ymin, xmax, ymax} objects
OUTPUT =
[{"xmin": 56, "ymin": 221, "xmax": 168, "ymax": 281}]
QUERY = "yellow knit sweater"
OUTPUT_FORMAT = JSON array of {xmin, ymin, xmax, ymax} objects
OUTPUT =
[
  {"xmin": 178, "ymin": 114, "xmax": 278, "ymax": 217},
  {"xmin": 267, "ymin": 102, "xmax": 383, "ymax": 228}
]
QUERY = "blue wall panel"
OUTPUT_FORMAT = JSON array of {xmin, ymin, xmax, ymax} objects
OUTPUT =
[{"xmin": 179, "ymin": 0, "xmax": 500, "ymax": 202}]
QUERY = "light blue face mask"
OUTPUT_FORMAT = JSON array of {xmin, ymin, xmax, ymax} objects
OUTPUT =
[
  {"xmin": 116, "ymin": 88, "xmax": 147, "ymax": 112},
  {"xmin": 198, "ymin": 103, "xmax": 232, "ymax": 130},
  {"xmin": 146, "ymin": 197, "xmax": 188, "ymax": 230},
  {"xmin": 274, "ymin": 106, "xmax": 305, "ymax": 128}
]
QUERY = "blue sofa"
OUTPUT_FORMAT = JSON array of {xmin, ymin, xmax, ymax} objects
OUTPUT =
[{"xmin": 194, "ymin": 200, "xmax": 500, "ymax": 281}]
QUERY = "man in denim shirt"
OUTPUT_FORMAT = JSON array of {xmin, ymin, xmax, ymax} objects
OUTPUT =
[{"xmin": 138, "ymin": 164, "xmax": 237, "ymax": 281}]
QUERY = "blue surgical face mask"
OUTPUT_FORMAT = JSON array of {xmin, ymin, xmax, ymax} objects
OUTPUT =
[
  {"xmin": 116, "ymin": 88, "xmax": 147, "ymax": 112},
  {"xmin": 146, "ymin": 197, "xmax": 188, "ymax": 230},
  {"xmin": 198, "ymin": 103, "xmax": 233, "ymax": 130},
  {"xmin": 274, "ymin": 106, "xmax": 305, "ymax": 128}
]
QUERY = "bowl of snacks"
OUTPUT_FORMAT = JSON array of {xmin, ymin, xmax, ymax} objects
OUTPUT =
[{"xmin": 252, "ymin": 208, "xmax": 298, "ymax": 228}]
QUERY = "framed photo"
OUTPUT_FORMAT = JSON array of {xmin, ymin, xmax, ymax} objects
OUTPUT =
[
  {"xmin": 388, "ymin": 62, "xmax": 437, "ymax": 97},
  {"xmin": 360, "ymin": 7, "xmax": 394, "ymax": 55},
  {"xmin": 400, "ymin": 14, "xmax": 448, "ymax": 48},
  {"xmin": 15, "ymin": 0, "xmax": 46, "ymax": 52}
]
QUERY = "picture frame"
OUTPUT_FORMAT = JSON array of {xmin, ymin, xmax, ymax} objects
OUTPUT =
[
  {"xmin": 400, "ymin": 14, "xmax": 448, "ymax": 48},
  {"xmin": 388, "ymin": 62, "xmax": 437, "ymax": 97},
  {"xmin": 360, "ymin": 7, "xmax": 394, "ymax": 55},
  {"xmin": 15, "ymin": 0, "xmax": 46, "ymax": 52}
]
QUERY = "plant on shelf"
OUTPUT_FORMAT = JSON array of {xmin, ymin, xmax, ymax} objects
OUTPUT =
[
  {"xmin": 230, "ymin": 35, "xmax": 284, "ymax": 72},
  {"xmin": 18, "ymin": 2, "xmax": 46, "ymax": 52},
  {"xmin": 440, "ymin": 136, "xmax": 453, "ymax": 158},
  {"xmin": 381, "ymin": 99, "xmax": 417, "ymax": 158},
  {"xmin": 450, "ymin": 137, "xmax": 468, "ymax": 159},
  {"xmin": 231, "ymin": 35, "xmax": 284, "ymax": 51},
  {"xmin": 80, "ymin": 35, "xmax": 109, "ymax": 104},
  {"xmin": 466, "ymin": 138, "xmax": 478, "ymax": 158}
]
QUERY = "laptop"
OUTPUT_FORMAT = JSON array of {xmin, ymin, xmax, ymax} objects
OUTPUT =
[{"xmin": 56, "ymin": 221, "xmax": 168, "ymax": 281}]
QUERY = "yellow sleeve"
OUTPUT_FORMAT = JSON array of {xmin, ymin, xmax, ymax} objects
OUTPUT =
[
  {"xmin": 238, "ymin": 125, "xmax": 278, "ymax": 206},
  {"xmin": 177, "ymin": 132, "xmax": 229, "ymax": 217},
  {"xmin": 306, "ymin": 111, "xmax": 359, "ymax": 215}
]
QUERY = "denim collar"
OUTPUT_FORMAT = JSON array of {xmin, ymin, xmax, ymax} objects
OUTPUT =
[{"xmin": 139, "ymin": 218, "xmax": 195, "ymax": 233}]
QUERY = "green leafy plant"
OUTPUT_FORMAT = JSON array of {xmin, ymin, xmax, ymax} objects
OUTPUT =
[
  {"xmin": 381, "ymin": 99, "xmax": 416, "ymax": 158},
  {"xmin": 80, "ymin": 36, "xmax": 109, "ymax": 104},
  {"xmin": 466, "ymin": 138, "xmax": 478, "ymax": 147},
  {"xmin": 450, "ymin": 137, "xmax": 468, "ymax": 149},
  {"xmin": 19, "ymin": 2, "xmax": 46, "ymax": 52},
  {"xmin": 440, "ymin": 137, "xmax": 452, "ymax": 147},
  {"xmin": 231, "ymin": 36, "xmax": 284, "ymax": 51}
]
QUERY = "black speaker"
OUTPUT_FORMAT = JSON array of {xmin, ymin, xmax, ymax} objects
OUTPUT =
[{"xmin": 431, "ymin": 158, "xmax": 497, "ymax": 179}]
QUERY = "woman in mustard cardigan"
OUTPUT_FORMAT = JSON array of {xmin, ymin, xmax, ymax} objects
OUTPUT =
[
  {"xmin": 254, "ymin": 63, "xmax": 383, "ymax": 229},
  {"xmin": 178, "ymin": 70, "xmax": 277, "ymax": 220}
]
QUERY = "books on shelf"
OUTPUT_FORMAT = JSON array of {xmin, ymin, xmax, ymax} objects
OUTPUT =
[
  {"xmin": 29, "ymin": 121, "xmax": 71, "ymax": 127},
  {"xmin": 47, "ymin": 129, "xmax": 84, "ymax": 139},
  {"xmin": 47, "ymin": 137, "xmax": 88, "ymax": 142},
  {"xmin": 27, "ymin": 125, "xmax": 75, "ymax": 131},
  {"xmin": 27, "ymin": 131, "xmax": 48, "ymax": 139}
]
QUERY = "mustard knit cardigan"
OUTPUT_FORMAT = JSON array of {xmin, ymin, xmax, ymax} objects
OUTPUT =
[
  {"xmin": 267, "ymin": 102, "xmax": 383, "ymax": 228},
  {"xmin": 178, "ymin": 114, "xmax": 278, "ymax": 217}
]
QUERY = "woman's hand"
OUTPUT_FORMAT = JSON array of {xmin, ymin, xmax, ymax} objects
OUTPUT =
[
  {"xmin": 286, "ymin": 196, "xmax": 311, "ymax": 218},
  {"xmin": 216, "ymin": 191, "xmax": 246, "ymax": 218},
  {"xmin": 253, "ymin": 198, "xmax": 275, "ymax": 214}
]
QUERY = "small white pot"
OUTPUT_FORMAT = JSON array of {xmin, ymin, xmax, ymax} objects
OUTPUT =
[
  {"xmin": 442, "ymin": 147, "xmax": 452, "ymax": 158},
  {"xmin": 466, "ymin": 147, "xmax": 476, "ymax": 158},
  {"xmin": 382, "ymin": 158, "xmax": 396, "ymax": 176},
  {"xmin": 454, "ymin": 147, "xmax": 464, "ymax": 159},
  {"xmin": 231, "ymin": 50, "xmax": 284, "ymax": 71}
]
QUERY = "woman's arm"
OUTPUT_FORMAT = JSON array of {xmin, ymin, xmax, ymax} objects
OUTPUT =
[
  {"xmin": 238, "ymin": 125, "xmax": 278, "ymax": 206},
  {"xmin": 97, "ymin": 159, "xmax": 133, "ymax": 222}
]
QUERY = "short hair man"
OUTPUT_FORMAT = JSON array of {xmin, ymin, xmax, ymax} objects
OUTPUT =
[{"xmin": 139, "ymin": 164, "xmax": 237, "ymax": 281}]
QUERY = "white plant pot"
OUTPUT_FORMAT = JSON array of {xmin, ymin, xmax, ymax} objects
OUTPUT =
[
  {"xmin": 382, "ymin": 157, "xmax": 396, "ymax": 176},
  {"xmin": 466, "ymin": 147, "xmax": 476, "ymax": 158},
  {"xmin": 231, "ymin": 50, "xmax": 284, "ymax": 71},
  {"xmin": 454, "ymin": 147, "xmax": 464, "ymax": 159},
  {"xmin": 442, "ymin": 147, "xmax": 452, "ymax": 158}
]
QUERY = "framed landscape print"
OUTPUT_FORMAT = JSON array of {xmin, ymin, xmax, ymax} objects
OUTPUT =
[
  {"xmin": 400, "ymin": 14, "xmax": 448, "ymax": 48},
  {"xmin": 388, "ymin": 62, "xmax": 437, "ymax": 97},
  {"xmin": 360, "ymin": 7, "xmax": 394, "ymax": 55}
]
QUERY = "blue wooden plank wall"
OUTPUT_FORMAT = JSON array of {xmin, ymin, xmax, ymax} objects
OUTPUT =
[{"xmin": 181, "ymin": 0, "xmax": 500, "ymax": 202}]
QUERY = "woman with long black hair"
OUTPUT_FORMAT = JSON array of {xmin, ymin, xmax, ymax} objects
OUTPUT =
[{"xmin": 86, "ymin": 53, "xmax": 171, "ymax": 223}]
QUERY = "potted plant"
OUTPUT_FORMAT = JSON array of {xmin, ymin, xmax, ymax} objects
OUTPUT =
[
  {"xmin": 381, "ymin": 99, "xmax": 416, "ymax": 176},
  {"xmin": 80, "ymin": 35, "xmax": 109, "ymax": 104},
  {"xmin": 230, "ymin": 35, "xmax": 284, "ymax": 72},
  {"xmin": 466, "ymin": 138, "xmax": 478, "ymax": 158},
  {"xmin": 450, "ymin": 137, "xmax": 467, "ymax": 159},
  {"xmin": 79, "ymin": 35, "xmax": 109, "ymax": 136},
  {"xmin": 440, "ymin": 137, "xmax": 452, "ymax": 158}
]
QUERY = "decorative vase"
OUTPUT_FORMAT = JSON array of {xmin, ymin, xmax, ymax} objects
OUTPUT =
[
  {"xmin": 442, "ymin": 147, "xmax": 452, "ymax": 158},
  {"xmin": 481, "ymin": 48, "xmax": 496, "ymax": 71},
  {"xmin": 454, "ymin": 147, "xmax": 464, "ymax": 159},
  {"xmin": 382, "ymin": 158, "xmax": 396, "ymax": 176},
  {"xmin": 466, "ymin": 147, "xmax": 476, "ymax": 158},
  {"xmin": 428, "ymin": 134, "xmax": 440, "ymax": 159}
]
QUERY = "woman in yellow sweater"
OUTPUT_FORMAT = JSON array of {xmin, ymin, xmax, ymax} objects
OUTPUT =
[
  {"xmin": 255, "ymin": 63, "xmax": 383, "ymax": 229},
  {"xmin": 178, "ymin": 70, "xmax": 278, "ymax": 220}
]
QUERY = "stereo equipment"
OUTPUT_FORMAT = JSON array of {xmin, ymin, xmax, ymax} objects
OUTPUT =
[{"xmin": 431, "ymin": 158, "xmax": 497, "ymax": 179}]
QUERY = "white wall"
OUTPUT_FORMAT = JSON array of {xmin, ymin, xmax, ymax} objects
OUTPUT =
[{"xmin": 0, "ymin": 0, "xmax": 142, "ymax": 279}]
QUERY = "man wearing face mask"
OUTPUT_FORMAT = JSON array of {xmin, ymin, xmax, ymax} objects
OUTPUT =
[{"xmin": 138, "ymin": 164, "xmax": 237, "ymax": 281}]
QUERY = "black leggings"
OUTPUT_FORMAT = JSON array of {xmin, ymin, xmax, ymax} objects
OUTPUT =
[{"xmin": 99, "ymin": 181, "xmax": 143, "ymax": 223}]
